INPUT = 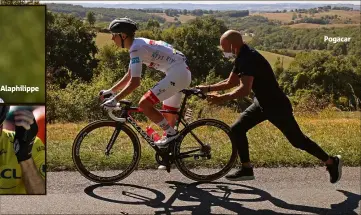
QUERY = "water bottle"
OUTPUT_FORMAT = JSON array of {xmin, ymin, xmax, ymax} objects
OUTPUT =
[{"xmin": 146, "ymin": 126, "xmax": 161, "ymax": 141}]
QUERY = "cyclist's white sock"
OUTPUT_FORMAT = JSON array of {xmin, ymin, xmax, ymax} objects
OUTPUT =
[{"xmin": 157, "ymin": 118, "xmax": 177, "ymax": 136}]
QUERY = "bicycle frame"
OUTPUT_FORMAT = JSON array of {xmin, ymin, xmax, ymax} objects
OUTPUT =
[{"xmin": 113, "ymin": 91, "xmax": 196, "ymax": 154}]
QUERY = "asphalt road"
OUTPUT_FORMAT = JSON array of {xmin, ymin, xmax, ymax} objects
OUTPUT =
[{"xmin": 0, "ymin": 167, "xmax": 360, "ymax": 215}]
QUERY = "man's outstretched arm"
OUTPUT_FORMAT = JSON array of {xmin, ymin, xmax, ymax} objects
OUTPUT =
[{"xmin": 197, "ymin": 72, "xmax": 240, "ymax": 92}]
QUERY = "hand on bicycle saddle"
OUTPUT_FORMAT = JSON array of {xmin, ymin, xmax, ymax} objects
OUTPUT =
[{"xmin": 101, "ymin": 98, "xmax": 118, "ymax": 111}]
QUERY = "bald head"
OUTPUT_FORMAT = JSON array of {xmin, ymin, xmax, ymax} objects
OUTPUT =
[{"xmin": 220, "ymin": 30, "xmax": 244, "ymax": 55}]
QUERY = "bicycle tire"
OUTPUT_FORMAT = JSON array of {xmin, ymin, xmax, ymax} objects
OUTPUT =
[
  {"xmin": 72, "ymin": 120, "xmax": 141, "ymax": 183},
  {"xmin": 174, "ymin": 118, "xmax": 237, "ymax": 182}
]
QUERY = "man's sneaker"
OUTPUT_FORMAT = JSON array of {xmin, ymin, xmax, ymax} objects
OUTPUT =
[
  {"xmin": 326, "ymin": 155, "xmax": 343, "ymax": 184},
  {"xmin": 154, "ymin": 132, "xmax": 179, "ymax": 148},
  {"xmin": 225, "ymin": 167, "xmax": 255, "ymax": 181},
  {"xmin": 158, "ymin": 165, "xmax": 167, "ymax": 170}
]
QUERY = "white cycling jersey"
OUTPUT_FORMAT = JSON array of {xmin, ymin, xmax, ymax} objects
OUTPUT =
[{"xmin": 128, "ymin": 38, "xmax": 187, "ymax": 77}]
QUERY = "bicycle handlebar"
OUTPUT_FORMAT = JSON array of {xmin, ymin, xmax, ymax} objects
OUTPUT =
[
  {"xmin": 107, "ymin": 103, "xmax": 126, "ymax": 122},
  {"xmin": 181, "ymin": 88, "xmax": 207, "ymax": 99}
]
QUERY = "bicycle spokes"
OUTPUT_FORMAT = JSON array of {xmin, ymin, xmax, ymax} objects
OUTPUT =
[{"xmin": 175, "ymin": 120, "xmax": 236, "ymax": 180}]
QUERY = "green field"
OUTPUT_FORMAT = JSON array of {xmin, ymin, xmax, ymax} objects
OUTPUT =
[
  {"xmin": 95, "ymin": 32, "xmax": 114, "ymax": 49},
  {"xmin": 47, "ymin": 108, "xmax": 360, "ymax": 171},
  {"xmin": 243, "ymin": 35, "xmax": 252, "ymax": 43},
  {"xmin": 0, "ymin": 6, "xmax": 45, "ymax": 103},
  {"xmin": 258, "ymin": 50, "xmax": 294, "ymax": 69}
]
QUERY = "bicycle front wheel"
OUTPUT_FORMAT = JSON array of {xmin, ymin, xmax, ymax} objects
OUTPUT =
[
  {"xmin": 174, "ymin": 119, "xmax": 237, "ymax": 182},
  {"xmin": 72, "ymin": 120, "xmax": 141, "ymax": 183}
]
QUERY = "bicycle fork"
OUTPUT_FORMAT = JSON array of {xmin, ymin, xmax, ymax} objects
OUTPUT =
[{"xmin": 105, "ymin": 122, "xmax": 123, "ymax": 156}]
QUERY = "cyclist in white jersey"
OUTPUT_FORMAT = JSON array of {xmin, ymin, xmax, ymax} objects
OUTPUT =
[{"xmin": 100, "ymin": 18, "xmax": 192, "ymax": 147}]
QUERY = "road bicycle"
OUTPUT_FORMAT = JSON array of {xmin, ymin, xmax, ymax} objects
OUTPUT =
[{"xmin": 72, "ymin": 88, "xmax": 237, "ymax": 183}]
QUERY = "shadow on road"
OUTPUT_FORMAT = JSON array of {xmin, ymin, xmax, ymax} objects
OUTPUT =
[{"xmin": 84, "ymin": 181, "xmax": 360, "ymax": 215}]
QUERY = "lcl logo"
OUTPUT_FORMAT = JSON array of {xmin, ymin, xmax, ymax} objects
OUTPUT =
[
  {"xmin": 0, "ymin": 166, "xmax": 21, "ymax": 190},
  {"xmin": 0, "ymin": 169, "xmax": 21, "ymax": 179}
]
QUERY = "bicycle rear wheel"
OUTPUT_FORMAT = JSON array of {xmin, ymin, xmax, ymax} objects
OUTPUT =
[
  {"xmin": 174, "ymin": 119, "xmax": 237, "ymax": 182},
  {"xmin": 72, "ymin": 120, "xmax": 141, "ymax": 183}
]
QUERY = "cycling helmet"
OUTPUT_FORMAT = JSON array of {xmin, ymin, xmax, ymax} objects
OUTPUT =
[
  {"xmin": 109, "ymin": 17, "xmax": 138, "ymax": 48},
  {"xmin": 0, "ymin": 106, "xmax": 10, "ymax": 125},
  {"xmin": 108, "ymin": 17, "xmax": 138, "ymax": 35}
]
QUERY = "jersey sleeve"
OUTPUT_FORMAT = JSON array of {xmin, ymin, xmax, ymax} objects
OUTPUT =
[
  {"xmin": 232, "ymin": 57, "xmax": 255, "ymax": 77},
  {"xmin": 129, "ymin": 45, "xmax": 143, "ymax": 77},
  {"xmin": 31, "ymin": 137, "xmax": 46, "ymax": 179}
]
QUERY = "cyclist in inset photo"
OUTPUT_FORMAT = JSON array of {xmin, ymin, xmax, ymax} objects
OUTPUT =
[{"xmin": 0, "ymin": 106, "xmax": 45, "ymax": 195}]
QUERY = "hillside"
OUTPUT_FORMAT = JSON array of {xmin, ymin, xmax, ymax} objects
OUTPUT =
[
  {"xmin": 252, "ymin": 10, "xmax": 360, "ymax": 26},
  {"xmin": 286, "ymin": 23, "xmax": 360, "ymax": 29},
  {"xmin": 258, "ymin": 50, "xmax": 294, "ymax": 69},
  {"xmin": 70, "ymin": 2, "xmax": 360, "ymax": 11},
  {"xmin": 46, "ymin": 3, "xmax": 166, "ymax": 23},
  {"xmin": 148, "ymin": 13, "xmax": 197, "ymax": 23}
]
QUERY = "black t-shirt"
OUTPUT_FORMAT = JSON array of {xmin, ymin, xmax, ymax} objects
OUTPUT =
[{"xmin": 232, "ymin": 44, "xmax": 292, "ymax": 113}]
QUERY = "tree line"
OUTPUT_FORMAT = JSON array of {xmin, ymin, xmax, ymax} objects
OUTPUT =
[{"xmin": 46, "ymin": 3, "xmax": 166, "ymax": 23}]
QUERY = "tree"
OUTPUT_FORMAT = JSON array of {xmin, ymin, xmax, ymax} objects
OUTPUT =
[
  {"xmin": 146, "ymin": 19, "xmax": 160, "ymax": 30},
  {"xmin": 292, "ymin": 13, "xmax": 297, "ymax": 20},
  {"xmin": 160, "ymin": 16, "xmax": 232, "ymax": 82},
  {"xmin": 332, "ymin": 43, "xmax": 348, "ymax": 56},
  {"xmin": 273, "ymin": 57, "xmax": 284, "ymax": 79},
  {"xmin": 46, "ymin": 12, "xmax": 98, "ymax": 88},
  {"xmin": 86, "ymin": 11, "xmax": 96, "ymax": 26},
  {"xmin": 183, "ymin": 9, "xmax": 187, "ymax": 15},
  {"xmin": 279, "ymin": 51, "xmax": 361, "ymax": 109}
]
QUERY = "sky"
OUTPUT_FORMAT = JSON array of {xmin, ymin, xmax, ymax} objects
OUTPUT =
[{"xmin": 40, "ymin": 1, "xmax": 361, "ymax": 5}]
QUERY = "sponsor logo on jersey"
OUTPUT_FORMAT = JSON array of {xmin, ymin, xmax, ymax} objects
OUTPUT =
[
  {"xmin": 166, "ymin": 56, "xmax": 176, "ymax": 64},
  {"xmin": 148, "ymin": 62, "xmax": 160, "ymax": 69},
  {"xmin": 0, "ymin": 149, "xmax": 7, "ymax": 155},
  {"xmin": 151, "ymin": 51, "xmax": 160, "ymax": 59},
  {"xmin": 156, "ymin": 89, "xmax": 166, "ymax": 96},
  {"xmin": 0, "ymin": 165, "xmax": 21, "ymax": 190},
  {"xmin": 131, "ymin": 57, "xmax": 140, "ymax": 64},
  {"xmin": 37, "ymin": 145, "xmax": 45, "ymax": 152},
  {"xmin": 163, "ymin": 42, "xmax": 172, "ymax": 48}
]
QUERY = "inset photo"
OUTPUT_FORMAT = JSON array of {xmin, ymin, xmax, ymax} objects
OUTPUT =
[
  {"xmin": 0, "ymin": 6, "xmax": 45, "ymax": 103},
  {"xmin": 0, "ymin": 105, "xmax": 46, "ymax": 195}
]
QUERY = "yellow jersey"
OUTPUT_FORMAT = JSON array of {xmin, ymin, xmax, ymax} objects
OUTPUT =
[{"xmin": 0, "ymin": 129, "xmax": 45, "ymax": 194}]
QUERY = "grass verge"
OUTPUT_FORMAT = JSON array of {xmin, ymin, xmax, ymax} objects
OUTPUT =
[{"xmin": 47, "ymin": 108, "xmax": 360, "ymax": 171}]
